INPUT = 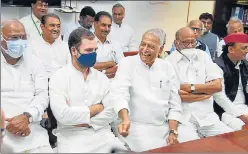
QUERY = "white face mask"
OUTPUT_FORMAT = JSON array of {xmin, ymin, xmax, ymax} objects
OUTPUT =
[
  {"xmin": 1, "ymin": 38, "xmax": 27, "ymax": 58},
  {"xmin": 179, "ymin": 48, "xmax": 197, "ymax": 60}
]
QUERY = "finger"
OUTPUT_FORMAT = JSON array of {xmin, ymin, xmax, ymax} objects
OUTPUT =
[
  {"xmin": 25, "ymin": 128, "xmax": 31, "ymax": 136},
  {"xmin": 5, "ymin": 118, "xmax": 13, "ymax": 122}
]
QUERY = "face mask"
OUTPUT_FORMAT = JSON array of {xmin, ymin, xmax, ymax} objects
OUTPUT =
[
  {"xmin": 180, "ymin": 48, "xmax": 197, "ymax": 60},
  {"xmin": 1, "ymin": 38, "xmax": 27, "ymax": 58},
  {"xmin": 77, "ymin": 51, "xmax": 97, "ymax": 68}
]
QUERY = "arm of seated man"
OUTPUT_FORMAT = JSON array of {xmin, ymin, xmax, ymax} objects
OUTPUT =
[
  {"xmin": 74, "ymin": 103, "xmax": 104, "ymax": 127},
  {"xmin": 179, "ymin": 90, "xmax": 211, "ymax": 102},
  {"xmin": 180, "ymin": 79, "xmax": 222, "ymax": 95},
  {"xmin": 93, "ymin": 61, "xmax": 116, "ymax": 71}
]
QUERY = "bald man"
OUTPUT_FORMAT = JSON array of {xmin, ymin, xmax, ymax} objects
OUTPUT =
[
  {"xmin": 1, "ymin": 20, "xmax": 52, "ymax": 153},
  {"xmin": 167, "ymin": 27, "xmax": 233, "ymax": 138},
  {"xmin": 218, "ymin": 17, "xmax": 244, "ymax": 57},
  {"xmin": 170, "ymin": 20, "xmax": 211, "ymax": 57}
]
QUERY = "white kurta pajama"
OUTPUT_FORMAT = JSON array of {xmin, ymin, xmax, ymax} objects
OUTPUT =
[
  {"xmin": 167, "ymin": 49, "xmax": 233, "ymax": 137},
  {"xmin": 214, "ymin": 62, "xmax": 248, "ymax": 130},
  {"xmin": 30, "ymin": 37, "xmax": 71, "ymax": 78},
  {"xmin": 1, "ymin": 50, "xmax": 52, "ymax": 153},
  {"xmin": 49, "ymin": 63, "xmax": 127, "ymax": 153},
  {"xmin": 110, "ymin": 55, "xmax": 197, "ymax": 152}
]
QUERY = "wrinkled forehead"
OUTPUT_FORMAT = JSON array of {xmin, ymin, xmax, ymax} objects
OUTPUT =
[{"xmin": 179, "ymin": 30, "xmax": 196, "ymax": 41}]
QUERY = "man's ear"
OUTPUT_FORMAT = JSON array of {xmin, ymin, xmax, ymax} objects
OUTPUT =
[
  {"xmin": 228, "ymin": 45, "xmax": 235, "ymax": 54},
  {"xmin": 71, "ymin": 47, "xmax": 77, "ymax": 56},
  {"xmin": 159, "ymin": 45, "xmax": 164, "ymax": 55}
]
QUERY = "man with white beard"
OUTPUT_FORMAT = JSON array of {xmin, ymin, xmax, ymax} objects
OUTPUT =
[{"xmin": 167, "ymin": 27, "xmax": 233, "ymax": 138}]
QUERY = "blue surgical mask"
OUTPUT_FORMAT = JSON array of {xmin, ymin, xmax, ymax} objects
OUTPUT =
[
  {"xmin": 1, "ymin": 38, "xmax": 27, "ymax": 58},
  {"xmin": 77, "ymin": 51, "xmax": 97, "ymax": 68}
]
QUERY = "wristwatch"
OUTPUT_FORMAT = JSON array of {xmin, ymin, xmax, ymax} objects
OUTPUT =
[
  {"xmin": 23, "ymin": 112, "xmax": 33, "ymax": 123},
  {"xmin": 190, "ymin": 84, "xmax": 195, "ymax": 93},
  {"xmin": 169, "ymin": 129, "xmax": 178, "ymax": 136}
]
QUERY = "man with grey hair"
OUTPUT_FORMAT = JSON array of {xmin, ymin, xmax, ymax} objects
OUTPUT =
[
  {"xmin": 109, "ymin": 29, "xmax": 195, "ymax": 152},
  {"xmin": 49, "ymin": 27, "xmax": 127, "ymax": 153},
  {"xmin": 109, "ymin": 3, "xmax": 138, "ymax": 52},
  {"xmin": 170, "ymin": 20, "xmax": 211, "ymax": 57},
  {"xmin": 218, "ymin": 17, "xmax": 244, "ymax": 56}
]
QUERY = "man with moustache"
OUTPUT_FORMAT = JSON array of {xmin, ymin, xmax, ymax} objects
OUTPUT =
[
  {"xmin": 93, "ymin": 11, "xmax": 124, "ymax": 79},
  {"xmin": 110, "ymin": 29, "xmax": 195, "ymax": 152},
  {"xmin": 49, "ymin": 28, "xmax": 127, "ymax": 153},
  {"xmin": 20, "ymin": 0, "xmax": 48, "ymax": 40},
  {"xmin": 63, "ymin": 6, "xmax": 96, "ymax": 42},
  {"xmin": 109, "ymin": 3, "xmax": 138, "ymax": 52},
  {"xmin": 1, "ymin": 19, "xmax": 52, "ymax": 153},
  {"xmin": 29, "ymin": 13, "xmax": 70, "ymax": 149},
  {"xmin": 213, "ymin": 33, "xmax": 248, "ymax": 130}
]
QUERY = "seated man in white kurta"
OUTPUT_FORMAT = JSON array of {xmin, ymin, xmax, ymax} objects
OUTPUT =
[
  {"xmin": 49, "ymin": 28, "xmax": 127, "ymax": 153},
  {"xmin": 109, "ymin": 29, "xmax": 198, "ymax": 152},
  {"xmin": 214, "ymin": 33, "xmax": 248, "ymax": 130},
  {"xmin": 167, "ymin": 27, "xmax": 233, "ymax": 138},
  {"xmin": 1, "ymin": 20, "xmax": 52, "ymax": 153},
  {"xmin": 93, "ymin": 11, "xmax": 124, "ymax": 79}
]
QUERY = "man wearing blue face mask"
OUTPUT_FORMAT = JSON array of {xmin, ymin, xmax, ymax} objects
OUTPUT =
[
  {"xmin": 48, "ymin": 27, "xmax": 127, "ymax": 153},
  {"xmin": 1, "ymin": 20, "xmax": 52, "ymax": 153}
]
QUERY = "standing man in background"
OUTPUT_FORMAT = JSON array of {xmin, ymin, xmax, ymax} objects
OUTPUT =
[
  {"xmin": 93, "ymin": 11, "xmax": 124, "ymax": 79},
  {"xmin": 199, "ymin": 12, "xmax": 220, "ymax": 60},
  {"xmin": 63, "ymin": 6, "xmax": 95, "ymax": 42},
  {"xmin": 109, "ymin": 3, "xmax": 138, "ymax": 52},
  {"xmin": 20, "ymin": 0, "xmax": 48, "ymax": 40},
  {"xmin": 218, "ymin": 17, "xmax": 244, "ymax": 56}
]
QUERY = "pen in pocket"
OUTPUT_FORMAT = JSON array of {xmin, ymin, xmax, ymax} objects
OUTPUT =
[{"xmin": 160, "ymin": 80, "xmax": 162, "ymax": 88}]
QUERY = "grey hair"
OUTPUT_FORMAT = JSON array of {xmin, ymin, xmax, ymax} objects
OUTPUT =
[
  {"xmin": 226, "ymin": 17, "xmax": 243, "ymax": 30},
  {"xmin": 112, "ymin": 3, "xmax": 125, "ymax": 10},
  {"xmin": 145, "ymin": 28, "xmax": 166, "ymax": 46},
  {"xmin": 68, "ymin": 27, "xmax": 95, "ymax": 54}
]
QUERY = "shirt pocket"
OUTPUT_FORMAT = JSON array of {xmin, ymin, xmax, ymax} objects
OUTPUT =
[{"xmin": 153, "ymin": 80, "xmax": 171, "ymax": 101}]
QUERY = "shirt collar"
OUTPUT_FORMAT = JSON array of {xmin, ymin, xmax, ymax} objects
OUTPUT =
[
  {"xmin": 69, "ymin": 62, "xmax": 97, "ymax": 81},
  {"xmin": 223, "ymin": 53, "xmax": 241, "ymax": 69},
  {"xmin": 94, "ymin": 35, "xmax": 111, "ymax": 44},
  {"xmin": 112, "ymin": 22, "xmax": 122, "ymax": 28},
  {"xmin": 31, "ymin": 13, "xmax": 41, "ymax": 24}
]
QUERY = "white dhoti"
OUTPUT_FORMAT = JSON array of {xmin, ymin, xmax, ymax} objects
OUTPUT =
[
  {"xmin": 55, "ymin": 126, "xmax": 127, "ymax": 153},
  {"xmin": 119, "ymin": 121, "xmax": 200, "ymax": 152}
]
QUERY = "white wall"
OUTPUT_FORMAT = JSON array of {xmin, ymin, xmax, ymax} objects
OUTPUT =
[{"xmin": 1, "ymin": 1, "xmax": 215, "ymax": 50}]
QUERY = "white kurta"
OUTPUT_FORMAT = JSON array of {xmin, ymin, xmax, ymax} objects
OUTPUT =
[
  {"xmin": 49, "ymin": 63, "xmax": 126, "ymax": 153},
  {"xmin": 214, "ymin": 62, "xmax": 248, "ymax": 130},
  {"xmin": 109, "ymin": 22, "xmax": 138, "ymax": 52},
  {"xmin": 217, "ymin": 39, "xmax": 225, "ymax": 57},
  {"xmin": 167, "ymin": 49, "xmax": 233, "ymax": 136},
  {"xmin": 29, "ymin": 37, "xmax": 71, "ymax": 78},
  {"xmin": 95, "ymin": 36, "xmax": 124, "ymax": 64},
  {"xmin": 1, "ymin": 49, "xmax": 50, "ymax": 152},
  {"xmin": 62, "ymin": 22, "xmax": 94, "ymax": 43},
  {"xmin": 110, "ymin": 55, "xmax": 186, "ymax": 152},
  {"xmin": 20, "ymin": 14, "xmax": 42, "ymax": 40}
]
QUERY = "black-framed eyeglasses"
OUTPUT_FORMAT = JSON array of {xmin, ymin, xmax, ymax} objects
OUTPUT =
[
  {"xmin": 191, "ymin": 27, "xmax": 203, "ymax": 32},
  {"xmin": 177, "ymin": 39, "xmax": 197, "ymax": 48}
]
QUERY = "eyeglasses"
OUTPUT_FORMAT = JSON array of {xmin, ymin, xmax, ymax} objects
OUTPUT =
[
  {"xmin": 178, "ymin": 39, "xmax": 197, "ymax": 47},
  {"xmin": 191, "ymin": 27, "xmax": 203, "ymax": 33}
]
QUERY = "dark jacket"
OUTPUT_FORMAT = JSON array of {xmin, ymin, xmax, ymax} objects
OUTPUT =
[{"xmin": 213, "ymin": 53, "xmax": 248, "ymax": 119}]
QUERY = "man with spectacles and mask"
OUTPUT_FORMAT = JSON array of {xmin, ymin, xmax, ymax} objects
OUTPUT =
[
  {"xmin": 20, "ymin": 0, "xmax": 49, "ymax": 40},
  {"xmin": 1, "ymin": 20, "xmax": 52, "ymax": 153},
  {"xmin": 48, "ymin": 28, "xmax": 127, "ymax": 153},
  {"xmin": 170, "ymin": 20, "xmax": 211, "ymax": 57},
  {"xmin": 213, "ymin": 33, "xmax": 248, "ymax": 131},
  {"xmin": 167, "ymin": 27, "xmax": 233, "ymax": 139},
  {"xmin": 63, "ymin": 6, "xmax": 96, "ymax": 43}
]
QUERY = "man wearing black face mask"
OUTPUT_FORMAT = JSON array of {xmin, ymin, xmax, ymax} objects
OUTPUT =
[
  {"xmin": 48, "ymin": 27, "xmax": 127, "ymax": 153},
  {"xmin": 1, "ymin": 20, "xmax": 52, "ymax": 153}
]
